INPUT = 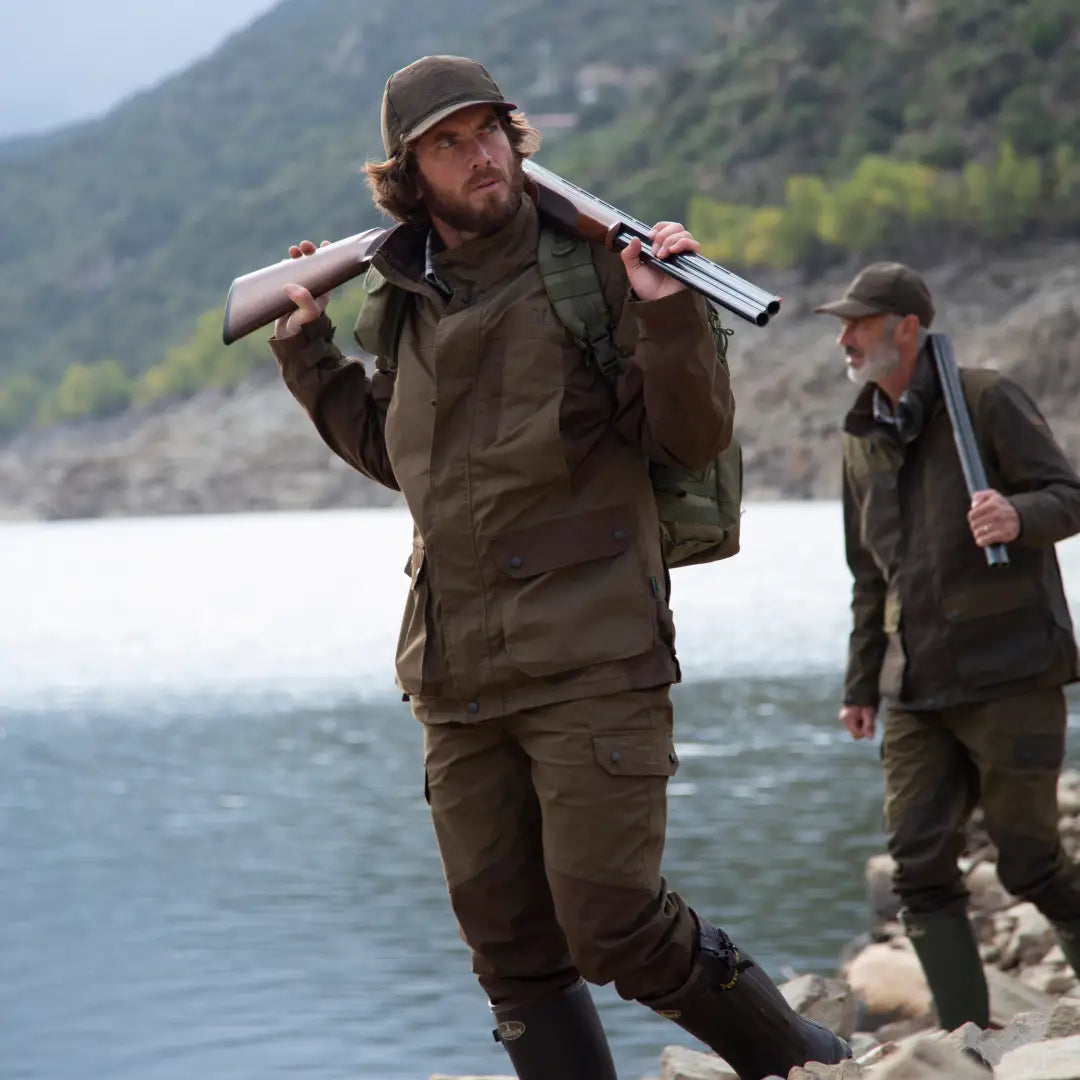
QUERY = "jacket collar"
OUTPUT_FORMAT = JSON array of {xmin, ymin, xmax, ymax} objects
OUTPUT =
[
  {"xmin": 430, "ymin": 194, "xmax": 537, "ymax": 298},
  {"xmin": 370, "ymin": 193, "xmax": 536, "ymax": 301}
]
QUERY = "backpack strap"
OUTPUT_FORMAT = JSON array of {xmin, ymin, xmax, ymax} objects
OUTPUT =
[
  {"xmin": 353, "ymin": 264, "xmax": 411, "ymax": 374},
  {"xmin": 536, "ymin": 227, "xmax": 622, "ymax": 381}
]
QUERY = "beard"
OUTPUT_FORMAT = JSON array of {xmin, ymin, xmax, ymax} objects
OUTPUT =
[
  {"xmin": 846, "ymin": 338, "xmax": 902, "ymax": 386},
  {"xmin": 419, "ymin": 157, "xmax": 525, "ymax": 238}
]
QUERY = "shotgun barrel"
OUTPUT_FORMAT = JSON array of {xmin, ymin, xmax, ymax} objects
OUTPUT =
[
  {"xmin": 523, "ymin": 159, "xmax": 781, "ymax": 327},
  {"xmin": 928, "ymin": 332, "xmax": 1009, "ymax": 568}
]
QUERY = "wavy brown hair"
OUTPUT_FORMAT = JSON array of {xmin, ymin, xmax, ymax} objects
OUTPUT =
[{"xmin": 363, "ymin": 110, "xmax": 541, "ymax": 228}]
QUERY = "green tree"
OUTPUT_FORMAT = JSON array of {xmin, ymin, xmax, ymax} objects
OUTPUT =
[
  {"xmin": 0, "ymin": 373, "xmax": 43, "ymax": 437},
  {"xmin": 41, "ymin": 360, "xmax": 132, "ymax": 423}
]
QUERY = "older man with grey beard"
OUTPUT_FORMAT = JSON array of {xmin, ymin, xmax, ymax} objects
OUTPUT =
[{"xmin": 816, "ymin": 261, "xmax": 1080, "ymax": 1032}]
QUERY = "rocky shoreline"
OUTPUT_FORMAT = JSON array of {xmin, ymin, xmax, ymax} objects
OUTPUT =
[
  {"xmin": 2, "ymin": 240, "xmax": 1079, "ymax": 521},
  {"xmin": 430, "ymin": 768, "xmax": 1080, "ymax": 1080}
]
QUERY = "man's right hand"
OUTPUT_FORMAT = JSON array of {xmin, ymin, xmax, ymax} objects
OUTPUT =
[
  {"xmin": 839, "ymin": 704, "xmax": 877, "ymax": 740},
  {"xmin": 274, "ymin": 240, "xmax": 331, "ymax": 339}
]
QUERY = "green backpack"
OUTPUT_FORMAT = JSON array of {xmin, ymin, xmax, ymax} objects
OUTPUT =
[{"xmin": 353, "ymin": 227, "xmax": 743, "ymax": 568}]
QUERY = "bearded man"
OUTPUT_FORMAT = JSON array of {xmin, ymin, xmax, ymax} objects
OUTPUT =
[
  {"xmin": 817, "ymin": 262, "xmax": 1080, "ymax": 1030},
  {"xmin": 268, "ymin": 52, "xmax": 850, "ymax": 1080}
]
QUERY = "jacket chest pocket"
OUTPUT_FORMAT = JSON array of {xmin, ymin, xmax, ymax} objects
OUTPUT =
[{"xmin": 490, "ymin": 506, "xmax": 655, "ymax": 677}]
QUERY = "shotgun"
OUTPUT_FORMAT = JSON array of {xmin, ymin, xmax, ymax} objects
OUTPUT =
[
  {"xmin": 928, "ymin": 332, "xmax": 1009, "ymax": 568},
  {"xmin": 221, "ymin": 160, "xmax": 783, "ymax": 346}
]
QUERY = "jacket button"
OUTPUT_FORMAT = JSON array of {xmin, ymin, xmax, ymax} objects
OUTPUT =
[
  {"xmin": 612, "ymin": 529, "xmax": 627, "ymax": 542},
  {"xmin": 610, "ymin": 749, "xmax": 621, "ymax": 764},
  {"xmin": 467, "ymin": 701, "xmax": 480, "ymax": 714},
  {"xmin": 669, "ymin": 751, "xmax": 678, "ymax": 765},
  {"xmin": 509, "ymin": 556, "xmax": 523, "ymax": 569}
]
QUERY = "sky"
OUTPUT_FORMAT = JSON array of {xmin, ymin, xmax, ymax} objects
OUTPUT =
[{"xmin": 0, "ymin": 0, "xmax": 282, "ymax": 140}]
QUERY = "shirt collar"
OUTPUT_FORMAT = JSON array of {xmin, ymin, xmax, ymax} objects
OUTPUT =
[
  {"xmin": 871, "ymin": 347, "xmax": 933, "ymax": 444},
  {"xmin": 424, "ymin": 230, "xmax": 451, "ymax": 298}
]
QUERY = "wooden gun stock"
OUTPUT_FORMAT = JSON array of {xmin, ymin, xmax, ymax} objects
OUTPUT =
[{"xmin": 221, "ymin": 227, "xmax": 389, "ymax": 345}]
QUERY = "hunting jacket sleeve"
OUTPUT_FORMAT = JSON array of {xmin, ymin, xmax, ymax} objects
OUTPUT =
[
  {"xmin": 842, "ymin": 457, "xmax": 887, "ymax": 707},
  {"xmin": 269, "ymin": 313, "xmax": 399, "ymax": 490},
  {"xmin": 610, "ymin": 287, "xmax": 735, "ymax": 471},
  {"xmin": 980, "ymin": 377, "xmax": 1080, "ymax": 546}
]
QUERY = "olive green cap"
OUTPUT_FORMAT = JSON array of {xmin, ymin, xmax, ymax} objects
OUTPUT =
[
  {"xmin": 814, "ymin": 261, "xmax": 935, "ymax": 327},
  {"xmin": 380, "ymin": 55, "xmax": 515, "ymax": 157}
]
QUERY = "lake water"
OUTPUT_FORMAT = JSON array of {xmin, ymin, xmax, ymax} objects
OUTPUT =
[{"xmin": 3, "ymin": 504, "xmax": 1079, "ymax": 1080}]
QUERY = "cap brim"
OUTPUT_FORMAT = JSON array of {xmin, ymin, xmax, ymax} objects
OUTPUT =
[
  {"xmin": 404, "ymin": 98, "xmax": 517, "ymax": 143},
  {"xmin": 813, "ymin": 298, "xmax": 888, "ymax": 319}
]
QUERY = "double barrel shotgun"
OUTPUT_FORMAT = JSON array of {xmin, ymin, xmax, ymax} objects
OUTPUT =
[{"xmin": 220, "ymin": 160, "xmax": 782, "ymax": 346}]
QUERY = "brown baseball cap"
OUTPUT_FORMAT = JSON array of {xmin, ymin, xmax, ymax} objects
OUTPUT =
[
  {"xmin": 814, "ymin": 261, "xmax": 935, "ymax": 327},
  {"xmin": 380, "ymin": 55, "xmax": 515, "ymax": 157}
]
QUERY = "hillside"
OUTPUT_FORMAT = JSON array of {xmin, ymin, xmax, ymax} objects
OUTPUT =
[
  {"xmin": 3, "ymin": 237, "xmax": 1078, "ymax": 519},
  {"xmin": 0, "ymin": 0, "xmax": 729, "ymax": 390},
  {"xmin": 555, "ymin": 0, "xmax": 1080, "ymax": 221},
  {"xmin": 1, "ymin": 0, "xmax": 1079, "ymax": 516}
]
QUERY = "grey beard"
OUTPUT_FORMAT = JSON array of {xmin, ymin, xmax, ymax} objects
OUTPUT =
[{"xmin": 847, "ymin": 343, "xmax": 901, "ymax": 386}]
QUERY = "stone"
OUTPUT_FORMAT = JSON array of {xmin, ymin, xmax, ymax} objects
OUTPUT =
[
  {"xmin": 788, "ymin": 1062, "xmax": 863, "ymax": 1078},
  {"xmin": 1022, "ymin": 964, "xmax": 1079, "ymax": 995},
  {"xmin": 848, "ymin": 1032, "xmax": 881, "ymax": 1058},
  {"xmin": 1059, "ymin": 772, "xmax": 1080, "ymax": 817},
  {"xmin": 1000, "ymin": 902, "xmax": 1054, "ymax": 968},
  {"xmin": 863, "ymin": 1036, "xmax": 989, "ymax": 1078},
  {"xmin": 987, "ymin": 965, "xmax": 1059, "ymax": 1027},
  {"xmin": 979, "ymin": 1009, "xmax": 1051, "ymax": 1063},
  {"xmin": 844, "ymin": 942, "xmax": 932, "ymax": 1027},
  {"xmin": 780, "ymin": 973, "xmax": 859, "ymax": 1039},
  {"xmin": 1048, "ymin": 1001, "xmax": 1080, "ymax": 1040},
  {"xmin": 865, "ymin": 853, "xmax": 901, "ymax": 921},
  {"xmin": 965, "ymin": 861, "xmax": 1017, "ymax": 914},
  {"xmin": 940, "ymin": 1022, "xmax": 994, "ymax": 1068},
  {"xmin": 997, "ymin": 1034, "xmax": 1080, "ymax": 1079},
  {"xmin": 659, "ymin": 1045, "xmax": 737, "ymax": 1080}
]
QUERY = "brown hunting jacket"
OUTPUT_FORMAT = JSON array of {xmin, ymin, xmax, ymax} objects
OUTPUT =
[
  {"xmin": 271, "ymin": 197, "xmax": 733, "ymax": 723},
  {"xmin": 843, "ymin": 351, "xmax": 1080, "ymax": 711}
]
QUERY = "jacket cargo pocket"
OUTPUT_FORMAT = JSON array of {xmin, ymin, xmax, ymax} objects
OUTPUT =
[
  {"xmin": 542, "ymin": 726, "xmax": 678, "ymax": 887},
  {"xmin": 491, "ymin": 506, "xmax": 655, "ymax": 677},
  {"xmin": 942, "ymin": 578, "xmax": 1054, "ymax": 687},
  {"xmin": 394, "ymin": 538, "xmax": 427, "ymax": 694}
]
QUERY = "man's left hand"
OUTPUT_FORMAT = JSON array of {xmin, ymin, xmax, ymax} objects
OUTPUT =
[
  {"xmin": 620, "ymin": 222, "xmax": 701, "ymax": 302},
  {"xmin": 968, "ymin": 489, "xmax": 1021, "ymax": 547}
]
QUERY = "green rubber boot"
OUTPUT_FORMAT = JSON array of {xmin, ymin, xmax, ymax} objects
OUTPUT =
[{"xmin": 902, "ymin": 909, "xmax": 990, "ymax": 1030}]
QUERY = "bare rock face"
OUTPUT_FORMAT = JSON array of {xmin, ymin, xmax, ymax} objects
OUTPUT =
[{"xmin": 0, "ymin": 370, "xmax": 402, "ymax": 520}]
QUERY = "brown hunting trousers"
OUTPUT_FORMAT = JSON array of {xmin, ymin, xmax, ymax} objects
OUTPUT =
[
  {"xmin": 422, "ymin": 686, "xmax": 698, "ymax": 1007},
  {"xmin": 883, "ymin": 686, "xmax": 1080, "ymax": 919}
]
